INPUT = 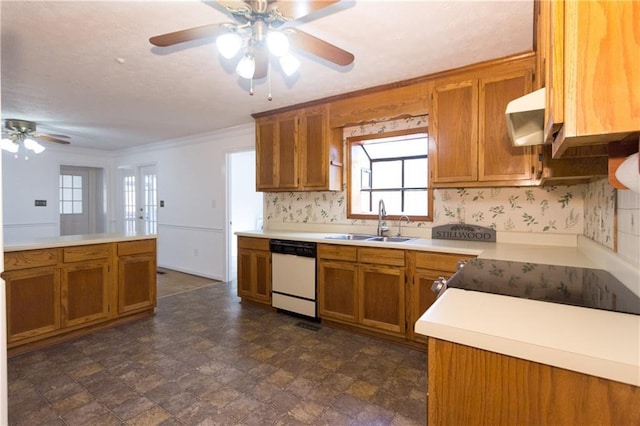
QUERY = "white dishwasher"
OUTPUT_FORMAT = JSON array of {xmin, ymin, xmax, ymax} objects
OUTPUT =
[{"xmin": 270, "ymin": 239, "xmax": 317, "ymax": 318}]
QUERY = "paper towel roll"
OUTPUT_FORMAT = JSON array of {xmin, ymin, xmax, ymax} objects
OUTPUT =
[{"xmin": 615, "ymin": 152, "xmax": 640, "ymax": 193}]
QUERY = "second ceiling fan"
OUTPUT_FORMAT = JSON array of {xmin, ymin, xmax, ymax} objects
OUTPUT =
[{"xmin": 149, "ymin": 0, "xmax": 354, "ymax": 96}]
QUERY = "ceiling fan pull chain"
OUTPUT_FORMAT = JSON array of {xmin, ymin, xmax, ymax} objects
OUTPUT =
[
  {"xmin": 249, "ymin": 77, "xmax": 254, "ymax": 96},
  {"xmin": 267, "ymin": 57, "xmax": 273, "ymax": 101}
]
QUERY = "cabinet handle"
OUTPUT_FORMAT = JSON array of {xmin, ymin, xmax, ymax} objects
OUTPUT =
[{"xmin": 330, "ymin": 160, "xmax": 343, "ymax": 167}]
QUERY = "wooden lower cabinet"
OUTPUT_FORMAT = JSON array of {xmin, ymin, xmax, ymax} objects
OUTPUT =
[
  {"xmin": 3, "ymin": 238, "xmax": 157, "ymax": 355},
  {"xmin": 318, "ymin": 244, "xmax": 406, "ymax": 338},
  {"xmin": 407, "ymin": 251, "xmax": 475, "ymax": 343},
  {"xmin": 317, "ymin": 259, "xmax": 358, "ymax": 323},
  {"xmin": 237, "ymin": 237, "xmax": 271, "ymax": 304},
  {"xmin": 5, "ymin": 266, "xmax": 61, "ymax": 343},
  {"xmin": 358, "ymin": 264, "xmax": 405, "ymax": 334},
  {"xmin": 428, "ymin": 338, "xmax": 640, "ymax": 425},
  {"xmin": 62, "ymin": 260, "xmax": 111, "ymax": 327}
]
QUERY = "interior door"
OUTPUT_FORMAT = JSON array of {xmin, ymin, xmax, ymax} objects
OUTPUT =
[
  {"xmin": 60, "ymin": 167, "xmax": 90, "ymax": 235},
  {"xmin": 122, "ymin": 165, "xmax": 157, "ymax": 234}
]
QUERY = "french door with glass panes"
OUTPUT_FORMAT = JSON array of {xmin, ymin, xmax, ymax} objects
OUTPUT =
[{"xmin": 123, "ymin": 164, "xmax": 157, "ymax": 234}]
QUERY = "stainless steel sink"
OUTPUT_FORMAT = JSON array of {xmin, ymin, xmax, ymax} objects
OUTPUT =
[
  {"xmin": 324, "ymin": 234, "xmax": 376, "ymax": 241},
  {"xmin": 324, "ymin": 234, "xmax": 414, "ymax": 243},
  {"xmin": 366, "ymin": 236, "xmax": 414, "ymax": 243}
]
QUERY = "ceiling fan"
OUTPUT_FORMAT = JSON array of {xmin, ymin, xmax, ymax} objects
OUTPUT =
[
  {"xmin": 149, "ymin": 0, "xmax": 354, "ymax": 96},
  {"xmin": 1, "ymin": 119, "xmax": 70, "ymax": 156}
]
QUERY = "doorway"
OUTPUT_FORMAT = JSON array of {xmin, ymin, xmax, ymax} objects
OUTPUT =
[
  {"xmin": 227, "ymin": 150, "xmax": 262, "ymax": 282},
  {"xmin": 59, "ymin": 166, "xmax": 104, "ymax": 235},
  {"xmin": 121, "ymin": 164, "xmax": 158, "ymax": 234}
]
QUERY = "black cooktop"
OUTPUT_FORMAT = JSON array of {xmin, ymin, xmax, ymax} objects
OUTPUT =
[{"xmin": 447, "ymin": 258, "xmax": 640, "ymax": 315}]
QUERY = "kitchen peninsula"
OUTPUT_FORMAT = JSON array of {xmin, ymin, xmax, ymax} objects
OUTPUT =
[{"xmin": 3, "ymin": 233, "xmax": 157, "ymax": 356}]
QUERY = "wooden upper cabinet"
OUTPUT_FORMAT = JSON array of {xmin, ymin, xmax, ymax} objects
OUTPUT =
[
  {"xmin": 479, "ymin": 70, "xmax": 535, "ymax": 182},
  {"xmin": 543, "ymin": 0, "xmax": 640, "ymax": 157},
  {"xmin": 255, "ymin": 105, "xmax": 342, "ymax": 192},
  {"xmin": 431, "ymin": 79, "xmax": 479, "ymax": 184},
  {"xmin": 431, "ymin": 58, "xmax": 538, "ymax": 187}
]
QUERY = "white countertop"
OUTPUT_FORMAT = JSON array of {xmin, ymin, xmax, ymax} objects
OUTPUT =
[
  {"xmin": 416, "ymin": 288, "xmax": 640, "ymax": 387},
  {"xmin": 239, "ymin": 228, "xmax": 640, "ymax": 385},
  {"xmin": 4, "ymin": 232, "xmax": 157, "ymax": 252}
]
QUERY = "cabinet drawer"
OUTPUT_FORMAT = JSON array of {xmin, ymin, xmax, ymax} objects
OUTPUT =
[
  {"xmin": 238, "ymin": 237, "xmax": 270, "ymax": 251},
  {"xmin": 358, "ymin": 247, "xmax": 405, "ymax": 267},
  {"xmin": 4, "ymin": 249, "xmax": 59, "ymax": 271},
  {"xmin": 415, "ymin": 251, "xmax": 474, "ymax": 272},
  {"xmin": 63, "ymin": 244, "xmax": 110, "ymax": 263},
  {"xmin": 117, "ymin": 239, "xmax": 156, "ymax": 256},
  {"xmin": 318, "ymin": 244, "xmax": 357, "ymax": 262}
]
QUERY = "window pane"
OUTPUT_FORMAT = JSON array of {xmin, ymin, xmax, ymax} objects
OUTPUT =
[
  {"xmin": 62, "ymin": 175, "xmax": 73, "ymax": 187},
  {"xmin": 372, "ymin": 161, "xmax": 401, "ymax": 188},
  {"xmin": 404, "ymin": 190, "xmax": 429, "ymax": 215},
  {"xmin": 73, "ymin": 188, "xmax": 83, "ymax": 201},
  {"xmin": 62, "ymin": 201, "xmax": 72, "ymax": 214},
  {"xmin": 362, "ymin": 134, "xmax": 428, "ymax": 159},
  {"xmin": 72, "ymin": 175, "xmax": 82, "ymax": 187},
  {"xmin": 72, "ymin": 201, "xmax": 83, "ymax": 214},
  {"xmin": 62, "ymin": 188, "xmax": 72, "ymax": 200},
  {"xmin": 405, "ymin": 158, "xmax": 429, "ymax": 188},
  {"xmin": 371, "ymin": 191, "xmax": 401, "ymax": 215}
]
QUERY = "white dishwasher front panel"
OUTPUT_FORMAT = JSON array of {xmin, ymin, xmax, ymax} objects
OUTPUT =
[{"xmin": 271, "ymin": 253, "xmax": 316, "ymax": 300}]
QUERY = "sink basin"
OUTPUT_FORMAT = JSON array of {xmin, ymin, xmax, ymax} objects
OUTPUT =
[
  {"xmin": 325, "ymin": 234, "xmax": 376, "ymax": 241},
  {"xmin": 367, "ymin": 236, "xmax": 414, "ymax": 243},
  {"xmin": 325, "ymin": 234, "xmax": 415, "ymax": 243}
]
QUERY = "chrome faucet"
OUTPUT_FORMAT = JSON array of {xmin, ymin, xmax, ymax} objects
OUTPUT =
[
  {"xmin": 396, "ymin": 215, "xmax": 410, "ymax": 237},
  {"xmin": 377, "ymin": 199, "xmax": 389, "ymax": 236}
]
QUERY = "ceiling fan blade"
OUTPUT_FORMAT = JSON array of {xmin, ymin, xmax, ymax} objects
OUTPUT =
[
  {"xmin": 274, "ymin": 0, "xmax": 340, "ymax": 20},
  {"xmin": 288, "ymin": 29, "xmax": 354, "ymax": 66},
  {"xmin": 36, "ymin": 135, "xmax": 71, "ymax": 145},
  {"xmin": 36, "ymin": 132, "xmax": 70, "ymax": 139},
  {"xmin": 149, "ymin": 23, "xmax": 226, "ymax": 47},
  {"xmin": 254, "ymin": 47, "xmax": 269, "ymax": 79}
]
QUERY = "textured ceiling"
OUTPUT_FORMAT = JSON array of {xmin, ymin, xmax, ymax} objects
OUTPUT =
[{"xmin": 1, "ymin": 0, "xmax": 533, "ymax": 151}]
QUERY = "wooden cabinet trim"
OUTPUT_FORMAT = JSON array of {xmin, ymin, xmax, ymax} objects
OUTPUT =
[
  {"xmin": 4, "ymin": 249, "xmax": 59, "ymax": 271},
  {"xmin": 318, "ymin": 243, "xmax": 357, "ymax": 262},
  {"xmin": 117, "ymin": 239, "xmax": 156, "ymax": 256},
  {"xmin": 63, "ymin": 244, "xmax": 110, "ymax": 263},
  {"xmin": 358, "ymin": 247, "xmax": 405, "ymax": 267},
  {"xmin": 238, "ymin": 236, "xmax": 270, "ymax": 251}
]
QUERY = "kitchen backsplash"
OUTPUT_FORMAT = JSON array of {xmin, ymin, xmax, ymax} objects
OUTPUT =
[
  {"xmin": 265, "ymin": 185, "xmax": 589, "ymax": 235},
  {"xmin": 614, "ymin": 185, "xmax": 640, "ymax": 266}
]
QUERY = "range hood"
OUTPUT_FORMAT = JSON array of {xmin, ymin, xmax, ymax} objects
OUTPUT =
[{"xmin": 505, "ymin": 87, "xmax": 545, "ymax": 147}]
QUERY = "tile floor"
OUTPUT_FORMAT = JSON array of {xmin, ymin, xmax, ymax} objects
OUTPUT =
[{"xmin": 8, "ymin": 270, "xmax": 427, "ymax": 425}]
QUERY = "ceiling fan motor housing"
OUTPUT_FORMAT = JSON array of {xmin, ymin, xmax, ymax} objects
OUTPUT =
[{"xmin": 5, "ymin": 119, "xmax": 37, "ymax": 133}]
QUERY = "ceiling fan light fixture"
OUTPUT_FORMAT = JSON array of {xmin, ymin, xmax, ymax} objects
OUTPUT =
[
  {"xmin": 280, "ymin": 54, "xmax": 301, "ymax": 76},
  {"xmin": 266, "ymin": 31, "xmax": 289, "ymax": 57},
  {"xmin": 236, "ymin": 54, "xmax": 256, "ymax": 79},
  {"xmin": 216, "ymin": 32, "xmax": 243, "ymax": 59},
  {"xmin": 23, "ymin": 137, "xmax": 46, "ymax": 154},
  {"xmin": 1, "ymin": 138, "xmax": 19, "ymax": 154}
]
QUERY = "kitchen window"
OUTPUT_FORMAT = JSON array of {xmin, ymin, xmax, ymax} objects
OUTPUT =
[{"xmin": 347, "ymin": 127, "xmax": 432, "ymax": 221}]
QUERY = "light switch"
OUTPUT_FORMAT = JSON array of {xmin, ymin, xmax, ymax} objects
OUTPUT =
[{"xmin": 35, "ymin": 200, "xmax": 47, "ymax": 207}]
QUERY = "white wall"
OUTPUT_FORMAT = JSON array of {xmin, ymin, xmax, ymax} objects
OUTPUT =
[
  {"xmin": 2, "ymin": 146, "xmax": 116, "ymax": 243},
  {"xmin": 115, "ymin": 124, "xmax": 255, "ymax": 280}
]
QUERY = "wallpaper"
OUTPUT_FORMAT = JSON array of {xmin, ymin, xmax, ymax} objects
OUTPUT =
[
  {"xmin": 582, "ymin": 178, "xmax": 616, "ymax": 250},
  {"xmin": 264, "ymin": 186, "xmax": 591, "ymax": 235}
]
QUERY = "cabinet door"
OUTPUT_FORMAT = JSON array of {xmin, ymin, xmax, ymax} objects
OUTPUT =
[
  {"xmin": 479, "ymin": 70, "xmax": 535, "ymax": 182},
  {"xmin": 5, "ymin": 267, "xmax": 61, "ymax": 343},
  {"xmin": 318, "ymin": 260, "xmax": 358, "ymax": 323},
  {"xmin": 358, "ymin": 265, "xmax": 405, "ymax": 335},
  {"xmin": 256, "ymin": 118, "xmax": 277, "ymax": 190},
  {"xmin": 118, "ymin": 253, "xmax": 156, "ymax": 314},
  {"xmin": 62, "ymin": 260, "xmax": 111, "ymax": 327},
  {"xmin": 300, "ymin": 106, "xmax": 328, "ymax": 189},
  {"xmin": 408, "ymin": 268, "xmax": 449, "ymax": 343},
  {"xmin": 276, "ymin": 113, "xmax": 299, "ymax": 190},
  {"xmin": 431, "ymin": 80, "xmax": 478, "ymax": 183},
  {"xmin": 237, "ymin": 248, "xmax": 271, "ymax": 304}
]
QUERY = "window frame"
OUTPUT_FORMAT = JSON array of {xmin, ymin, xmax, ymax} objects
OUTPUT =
[{"xmin": 346, "ymin": 127, "xmax": 433, "ymax": 222}]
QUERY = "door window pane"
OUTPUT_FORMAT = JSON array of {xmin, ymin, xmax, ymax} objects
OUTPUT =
[{"xmin": 59, "ymin": 174, "xmax": 83, "ymax": 215}]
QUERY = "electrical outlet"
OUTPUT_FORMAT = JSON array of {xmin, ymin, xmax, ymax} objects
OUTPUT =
[{"xmin": 34, "ymin": 200, "xmax": 47, "ymax": 207}]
